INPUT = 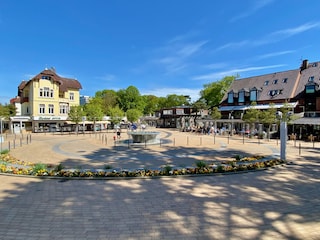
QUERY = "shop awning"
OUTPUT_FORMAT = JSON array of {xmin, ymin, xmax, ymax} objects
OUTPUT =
[{"xmin": 291, "ymin": 117, "xmax": 320, "ymax": 125}]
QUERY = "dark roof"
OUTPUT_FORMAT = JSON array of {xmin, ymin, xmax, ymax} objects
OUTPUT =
[
  {"xmin": 221, "ymin": 69, "xmax": 301, "ymax": 103},
  {"xmin": 18, "ymin": 69, "xmax": 82, "ymax": 92}
]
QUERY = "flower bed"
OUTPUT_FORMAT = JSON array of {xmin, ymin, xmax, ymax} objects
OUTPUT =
[{"xmin": 0, "ymin": 153, "xmax": 286, "ymax": 178}]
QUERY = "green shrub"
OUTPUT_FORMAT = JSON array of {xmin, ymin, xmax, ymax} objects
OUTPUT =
[
  {"xmin": 196, "ymin": 160, "xmax": 207, "ymax": 169},
  {"xmin": 163, "ymin": 165, "xmax": 172, "ymax": 175}
]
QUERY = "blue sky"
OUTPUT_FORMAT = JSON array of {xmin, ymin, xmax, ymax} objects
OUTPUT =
[{"xmin": 1, "ymin": 0, "xmax": 320, "ymax": 104}]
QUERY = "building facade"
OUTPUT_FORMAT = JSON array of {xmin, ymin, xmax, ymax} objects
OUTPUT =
[
  {"xmin": 219, "ymin": 59, "xmax": 320, "ymax": 139},
  {"xmin": 10, "ymin": 68, "xmax": 82, "ymax": 133}
]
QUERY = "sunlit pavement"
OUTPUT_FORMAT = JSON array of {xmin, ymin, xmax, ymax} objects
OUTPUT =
[{"xmin": 0, "ymin": 130, "xmax": 319, "ymax": 239}]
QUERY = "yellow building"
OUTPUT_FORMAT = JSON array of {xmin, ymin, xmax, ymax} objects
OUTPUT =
[{"xmin": 11, "ymin": 68, "xmax": 82, "ymax": 133}]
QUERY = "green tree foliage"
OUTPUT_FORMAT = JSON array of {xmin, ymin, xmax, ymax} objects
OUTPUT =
[
  {"xmin": 260, "ymin": 104, "xmax": 277, "ymax": 139},
  {"xmin": 159, "ymin": 94, "xmax": 190, "ymax": 108},
  {"xmin": 211, "ymin": 106, "xmax": 221, "ymax": 132},
  {"xmin": 95, "ymin": 89, "xmax": 118, "ymax": 114},
  {"xmin": 107, "ymin": 106, "xmax": 124, "ymax": 125},
  {"xmin": 200, "ymin": 75, "xmax": 236, "ymax": 107},
  {"xmin": 117, "ymin": 86, "xmax": 145, "ymax": 112},
  {"xmin": 68, "ymin": 105, "xmax": 84, "ymax": 133},
  {"xmin": 192, "ymin": 99, "xmax": 208, "ymax": 119},
  {"xmin": 0, "ymin": 104, "xmax": 16, "ymax": 118},
  {"xmin": 211, "ymin": 107, "xmax": 221, "ymax": 120},
  {"xmin": 242, "ymin": 102, "xmax": 261, "ymax": 134},
  {"xmin": 142, "ymin": 95, "xmax": 159, "ymax": 115},
  {"xmin": 84, "ymin": 97, "xmax": 104, "ymax": 131},
  {"xmin": 126, "ymin": 109, "xmax": 142, "ymax": 123}
]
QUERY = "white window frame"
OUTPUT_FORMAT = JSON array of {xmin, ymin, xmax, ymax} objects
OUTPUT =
[{"xmin": 39, "ymin": 104, "xmax": 45, "ymax": 114}]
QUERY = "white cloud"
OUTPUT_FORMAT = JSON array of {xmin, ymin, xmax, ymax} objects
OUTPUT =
[
  {"xmin": 257, "ymin": 50, "xmax": 295, "ymax": 60},
  {"xmin": 193, "ymin": 64, "xmax": 286, "ymax": 81},
  {"xmin": 151, "ymin": 40, "xmax": 208, "ymax": 75},
  {"xmin": 230, "ymin": 0, "xmax": 274, "ymax": 22}
]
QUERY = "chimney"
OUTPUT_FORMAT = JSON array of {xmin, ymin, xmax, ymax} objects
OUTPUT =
[{"xmin": 300, "ymin": 59, "xmax": 308, "ymax": 71}]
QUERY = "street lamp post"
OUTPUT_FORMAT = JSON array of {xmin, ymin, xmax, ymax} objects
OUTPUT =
[{"xmin": 276, "ymin": 111, "xmax": 287, "ymax": 161}]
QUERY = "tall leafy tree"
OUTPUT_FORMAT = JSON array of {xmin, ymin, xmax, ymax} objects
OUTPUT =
[
  {"xmin": 117, "ymin": 86, "xmax": 145, "ymax": 112},
  {"xmin": 126, "ymin": 109, "xmax": 142, "ymax": 123},
  {"xmin": 107, "ymin": 106, "xmax": 124, "ymax": 125},
  {"xmin": 260, "ymin": 104, "xmax": 277, "ymax": 139},
  {"xmin": 142, "ymin": 95, "xmax": 159, "ymax": 115},
  {"xmin": 200, "ymin": 75, "xmax": 236, "ymax": 107},
  {"xmin": 84, "ymin": 97, "xmax": 104, "ymax": 132},
  {"xmin": 68, "ymin": 105, "xmax": 84, "ymax": 133},
  {"xmin": 242, "ymin": 102, "xmax": 261, "ymax": 136},
  {"xmin": 95, "ymin": 89, "xmax": 118, "ymax": 114}
]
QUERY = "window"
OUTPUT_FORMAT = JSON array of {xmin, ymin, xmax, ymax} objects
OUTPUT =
[
  {"xmin": 41, "ymin": 75, "xmax": 51, "ymax": 80},
  {"xmin": 163, "ymin": 110, "xmax": 173, "ymax": 115},
  {"xmin": 60, "ymin": 104, "xmax": 68, "ymax": 114},
  {"xmin": 48, "ymin": 104, "xmax": 54, "ymax": 114},
  {"xmin": 39, "ymin": 104, "xmax": 45, "ymax": 114},
  {"xmin": 50, "ymin": 89, "xmax": 53, "ymax": 98},
  {"xmin": 306, "ymin": 85, "xmax": 315, "ymax": 94},
  {"xmin": 268, "ymin": 90, "xmax": 278, "ymax": 96},
  {"xmin": 44, "ymin": 87, "xmax": 50, "ymax": 97},
  {"xmin": 228, "ymin": 92, "xmax": 234, "ymax": 104},
  {"xmin": 263, "ymin": 80, "xmax": 269, "ymax": 86},
  {"xmin": 69, "ymin": 92, "xmax": 74, "ymax": 101},
  {"xmin": 282, "ymin": 78, "xmax": 288, "ymax": 83},
  {"xmin": 238, "ymin": 91, "xmax": 245, "ymax": 103},
  {"xmin": 250, "ymin": 89, "xmax": 257, "ymax": 101},
  {"xmin": 308, "ymin": 76, "xmax": 314, "ymax": 82},
  {"xmin": 39, "ymin": 88, "xmax": 43, "ymax": 97},
  {"xmin": 273, "ymin": 79, "xmax": 278, "ymax": 84}
]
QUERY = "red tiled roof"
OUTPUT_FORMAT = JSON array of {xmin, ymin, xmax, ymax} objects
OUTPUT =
[{"xmin": 18, "ymin": 69, "xmax": 82, "ymax": 93}]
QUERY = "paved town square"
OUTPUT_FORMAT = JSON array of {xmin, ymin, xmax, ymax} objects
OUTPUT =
[{"xmin": 0, "ymin": 129, "xmax": 319, "ymax": 240}]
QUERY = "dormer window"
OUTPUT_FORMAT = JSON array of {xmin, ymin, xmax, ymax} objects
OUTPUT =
[
  {"xmin": 228, "ymin": 92, "xmax": 234, "ymax": 104},
  {"xmin": 250, "ymin": 88, "xmax": 257, "ymax": 101},
  {"xmin": 238, "ymin": 90, "xmax": 245, "ymax": 103},
  {"xmin": 273, "ymin": 79, "xmax": 278, "ymax": 84},
  {"xmin": 306, "ymin": 85, "xmax": 315, "ymax": 94},
  {"xmin": 41, "ymin": 75, "xmax": 51, "ymax": 80},
  {"xmin": 308, "ymin": 76, "xmax": 314, "ymax": 82},
  {"xmin": 282, "ymin": 78, "xmax": 288, "ymax": 83}
]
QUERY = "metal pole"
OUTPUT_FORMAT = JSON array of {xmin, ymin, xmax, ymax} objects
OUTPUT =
[
  {"xmin": 280, "ymin": 121, "xmax": 287, "ymax": 161},
  {"xmin": 0, "ymin": 118, "xmax": 2, "ymax": 153}
]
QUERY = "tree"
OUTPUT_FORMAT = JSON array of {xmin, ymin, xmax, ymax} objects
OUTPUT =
[
  {"xmin": 211, "ymin": 106, "xmax": 221, "ymax": 134},
  {"xmin": 200, "ymin": 75, "xmax": 236, "ymax": 107},
  {"xmin": 163, "ymin": 94, "xmax": 190, "ymax": 108},
  {"xmin": 142, "ymin": 95, "xmax": 159, "ymax": 115},
  {"xmin": 117, "ymin": 86, "xmax": 145, "ymax": 112},
  {"xmin": 192, "ymin": 99, "xmax": 208, "ymax": 119},
  {"xmin": 126, "ymin": 109, "xmax": 142, "ymax": 123},
  {"xmin": 68, "ymin": 105, "xmax": 84, "ymax": 133},
  {"xmin": 95, "ymin": 89, "xmax": 118, "ymax": 114},
  {"xmin": 107, "ymin": 106, "xmax": 124, "ymax": 125},
  {"xmin": 260, "ymin": 104, "xmax": 277, "ymax": 139},
  {"xmin": 242, "ymin": 102, "xmax": 261, "ymax": 137},
  {"xmin": 84, "ymin": 98, "xmax": 104, "ymax": 132}
]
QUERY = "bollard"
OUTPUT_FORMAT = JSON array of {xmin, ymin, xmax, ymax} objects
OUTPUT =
[
  {"xmin": 174, "ymin": 138, "xmax": 175, "ymax": 146},
  {"xmin": 187, "ymin": 136, "xmax": 189, "ymax": 146},
  {"xmin": 145, "ymin": 139, "xmax": 147, "ymax": 149},
  {"xmin": 228, "ymin": 134, "xmax": 230, "ymax": 144},
  {"xmin": 160, "ymin": 138, "xmax": 162, "ymax": 148},
  {"xmin": 200, "ymin": 137, "xmax": 202, "ymax": 146},
  {"xmin": 214, "ymin": 134, "xmax": 216, "ymax": 145},
  {"xmin": 8, "ymin": 142, "xmax": 10, "ymax": 151},
  {"xmin": 13, "ymin": 140, "xmax": 15, "ymax": 149},
  {"xmin": 299, "ymin": 143, "xmax": 301, "ymax": 156},
  {"xmin": 313, "ymin": 139, "xmax": 315, "ymax": 149},
  {"xmin": 20, "ymin": 138, "xmax": 22, "ymax": 147},
  {"xmin": 27, "ymin": 136, "xmax": 29, "ymax": 144}
]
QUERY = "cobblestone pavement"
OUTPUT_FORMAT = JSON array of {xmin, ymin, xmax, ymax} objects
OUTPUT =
[{"xmin": 0, "ymin": 129, "xmax": 319, "ymax": 239}]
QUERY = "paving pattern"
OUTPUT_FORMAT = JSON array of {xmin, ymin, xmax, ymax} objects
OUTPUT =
[{"xmin": 0, "ymin": 129, "xmax": 319, "ymax": 240}]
